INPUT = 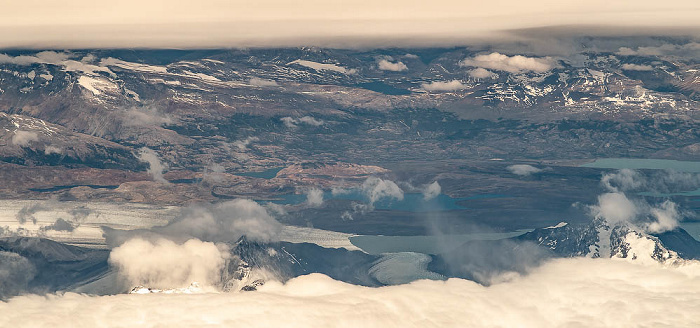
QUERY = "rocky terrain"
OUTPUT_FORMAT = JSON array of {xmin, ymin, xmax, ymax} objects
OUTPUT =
[{"xmin": 0, "ymin": 39, "xmax": 699, "ymax": 235}]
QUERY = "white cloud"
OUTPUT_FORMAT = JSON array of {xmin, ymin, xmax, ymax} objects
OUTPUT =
[
  {"xmin": 305, "ymin": 188, "xmax": 324, "ymax": 207},
  {"xmin": 2, "ymin": 258, "xmax": 700, "ymax": 327},
  {"xmin": 421, "ymin": 80, "xmax": 467, "ymax": 92},
  {"xmin": 507, "ymin": 164, "xmax": 542, "ymax": 176},
  {"xmin": 137, "ymin": 147, "xmax": 169, "ymax": 184},
  {"xmin": 467, "ymin": 67, "xmax": 497, "ymax": 79},
  {"xmin": 361, "ymin": 177, "xmax": 404, "ymax": 204},
  {"xmin": 422, "ymin": 181, "xmax": 441, "ymax": 200},
  {"xmin": 621, "ymin": 63, "xmax": 654, "ymax": 71},
  {"xmin": 109, "ymin": 238, "xmax": 229, "ymax": 290},
  {"xmin": 248, "ymin": 77, "xmax": 278, "ymax": 87},
  {"xmin": 377, "ymin": 59, "xmax": 408, "ymax": 72},
  {"xmin": 11, "ymin": 131, "xmax": 39, "ymax": 147},
  {"xmin": 281, "ymin": 116, "xmax": 325, "ymax": 128},
  {"xmin": 460, "ymin": 52, "xmax": 557, "ymax": 73}
]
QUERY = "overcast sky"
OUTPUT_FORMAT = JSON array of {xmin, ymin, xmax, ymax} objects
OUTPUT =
[{"xmin": 1, "ymin": 0, "xmax": 699, "ymax": 48}]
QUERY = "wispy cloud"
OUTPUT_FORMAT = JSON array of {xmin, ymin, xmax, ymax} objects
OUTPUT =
[
  {"xmin": 305, "ymin": 188, "xmax": 324, "ymax": 207},
  {"xmin": 11, "ymin": 131, "xmax": 39, "ymax": 147},
  {"xmin": 281, "ymin": 116, "xmax": 325, "ymax": 128},
  {"xmin": 137, "ymin": 147, "xmax": 169, "ymax": 184}
]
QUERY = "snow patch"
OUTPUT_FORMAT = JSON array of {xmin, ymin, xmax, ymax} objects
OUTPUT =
[
  {"xmin": 100, "ymin": 57, "xmax": 168, "ymax": 74},
  {"xmin": 288, "ymin": 60, "xmax": 356, "ymax": 74},
  {"xmin": 77, "ymin": 76, "xmax": 117, "ymax": 95}
]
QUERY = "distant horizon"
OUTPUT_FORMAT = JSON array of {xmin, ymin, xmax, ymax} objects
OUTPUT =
[{"xmin": 1, "ymin": 0, "xmax": 699, "ymax": 49}]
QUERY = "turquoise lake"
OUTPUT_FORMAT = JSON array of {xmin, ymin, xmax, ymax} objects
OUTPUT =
[
  {"xmin": 680, "ymin": 222, "xmax": 700, "ymax": 241},
  {"xmin": 348, "ymin": 230, "xmax": 533, "ymax": 255},
  {"xmin": 581, "ymin": 158, "xmax": 700, "ymax": 172},
  {"xmin": 264, "ymin": 191, "xmax": 511, "ymax": 212},
  {"xmin": 582, "ymin": 158, "xmax": 700, "ymax": 198}
]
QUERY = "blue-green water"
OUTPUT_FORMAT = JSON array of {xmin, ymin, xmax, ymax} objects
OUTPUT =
[
  {"xmin": 680, "ymin": 222, "xmax": 700, "ymax": 241},
  {"xmin": 349, "ymin": 230, "xmax": 533, "ymax": 255},
  {"xmin": 639, "ymin": 189, "xmax": 700, "ymax": 197},
  {"xmin": 355, "ymin": 82, "xmax": 411, "ymax": 95},
  {"xmin": 265, "ymin": 191, "xmax": 510, "ymax": 212},
  {"xmin": 582, "ymin": 159, "xmax": 700, "ymax": 197},
  {"xmin": 348, "ymin": 224, "xmax": 700, "ymax": 254},
  {"xmin": 581, "ymin": 158, "xmax": 700, "ymax": 172},
  {"xmin": 235, "ymin": 167, "xmax": 284, "ymax": 179}
]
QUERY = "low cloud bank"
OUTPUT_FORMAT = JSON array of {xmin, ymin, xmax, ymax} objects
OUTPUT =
[
  {"xmin": 2, "ymin": 258, "xmax": 700, "ymax": 327},
  {"xmin": 617, "ymin": 42, "xmax": 700, "ymax": 57},
  {"xmin": 0, "ymin": 52, "xmax": 113, "ymax": 75}
]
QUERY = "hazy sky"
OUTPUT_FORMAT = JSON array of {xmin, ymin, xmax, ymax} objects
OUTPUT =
[{"xmin": 1, "ymin": 0, "xmax": 699, "ymax": 48}]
